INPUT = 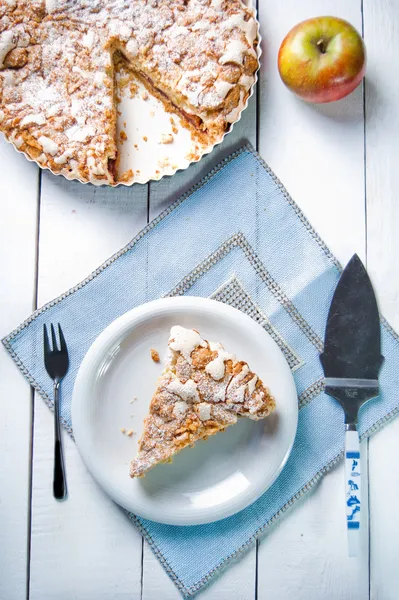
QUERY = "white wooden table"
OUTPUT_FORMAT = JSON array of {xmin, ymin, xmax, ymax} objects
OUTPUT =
[{"xmin": 1, "ymin": 2, "xmax": 399, "ymax": 598}]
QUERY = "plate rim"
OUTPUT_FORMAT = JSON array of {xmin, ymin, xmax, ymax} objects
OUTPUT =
[{"xmin": 72, "ymin": 297, "xmax": 298, "ymax": 525}]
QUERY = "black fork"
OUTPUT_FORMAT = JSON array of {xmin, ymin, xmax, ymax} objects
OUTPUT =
[{"xmin": 43, "ymin": 323, "xmax": 69, "ymax": 500}]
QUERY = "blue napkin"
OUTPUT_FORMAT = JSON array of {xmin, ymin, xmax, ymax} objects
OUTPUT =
[{"xmin": 4, "ymin": 144, "xmax": 399, "ymax": 597}]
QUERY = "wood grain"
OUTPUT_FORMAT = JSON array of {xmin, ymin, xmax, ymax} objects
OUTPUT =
[
  {"xmin": 144, "ymin": 17, "xmax": 259, "ymax": 599},
  {"xmin": 363, "ymin": 1, "xmax": 399, "ymax": 598},
  {"xmin": 256, "ymin": 2, "xmax": 369, "ymax": 598},
  {"xmin": 141, "ymin": 3, "xmax": 260, "ymax": 593},
  {"xmin": 29, "ymin": 173, "xmax": 148, "ymax": 600},
  {"xmin": 0, "ymin": 139, "xmax": 39, "ymax": 600},
  {"xmin": 257, "ymin": 0, "xmax": 366, "ymax": 265},
  {"xmin": 142, "ymin": 538, "xmax": 256, "ymax": 600}
]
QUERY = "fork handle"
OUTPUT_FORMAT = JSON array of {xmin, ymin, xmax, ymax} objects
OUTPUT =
[
  {"xmin": 345, "ymin": 426, "xmax": 361, "ymax": 557},
  {"xmin": 53, "ymin": 382, "xmax": 67, "ymax": 501}
]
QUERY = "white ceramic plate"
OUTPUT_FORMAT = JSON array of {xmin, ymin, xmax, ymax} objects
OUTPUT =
[{"xmin": 72, "ymin": 297, "xmax": 298, "ymax": 525}]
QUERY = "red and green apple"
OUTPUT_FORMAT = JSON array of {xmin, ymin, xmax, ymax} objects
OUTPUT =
[{"xmin": 278, "ymin": 16, "xmax": 366, "ymax": 103}]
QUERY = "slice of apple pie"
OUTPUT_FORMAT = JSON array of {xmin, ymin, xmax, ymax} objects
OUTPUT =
[{"xmin": 130, "ymin": 326, "xmax": 275, "ymax": 478}]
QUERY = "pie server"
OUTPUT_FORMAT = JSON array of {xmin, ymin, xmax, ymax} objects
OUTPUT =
[{"xmin": 320, "ymin": 254, "xmax": 383, "ymax": 557}]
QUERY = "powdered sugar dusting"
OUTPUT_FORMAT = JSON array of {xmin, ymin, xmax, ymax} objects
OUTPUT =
[
  {"xmin": 20, "ymin": 113, "xmax": 46, "ymax": 127},
  {"xmin": 169, "ymin": 326, "xmax": 207, "ymax": 363},
  {"xmin": 220, "ymin": 39, "xmax": 249, "ymax": 65},
  {"xmin": 81, "ymin": 30, "xmax": 95, "ymax": 48},
  {"xmin": 173, "ymin": 400, "xmax": 189, "ymax": 417},
  {"xmin": 0, "ymin": 30, "xmax": 16, "ymax": 68},
  {"xmin": 167, "ymin": 378, "xmax": 200, "ymax": 403},
  {"xmin": 205, "ymin": 348, "xmax": 235, "ymax": 381},
  {"xmin": 38, "ymin": 135, "xmax": 58, "ymax": 155},
  {"xmin": 197, "ymin": 402, "xmax": 212, "ymax": 421}
]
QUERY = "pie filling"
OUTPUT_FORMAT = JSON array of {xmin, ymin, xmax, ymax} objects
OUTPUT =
[
  {"xmin": 133, "ymin": 68, "xmax": 206, "ymax": 134},
  {"xmin": 107, "ymin": 155, "xmax": 117, "ymax": 180},
  {"xmin": 113, "ymin": 51, "xmax": 214, "ymax": 147}
]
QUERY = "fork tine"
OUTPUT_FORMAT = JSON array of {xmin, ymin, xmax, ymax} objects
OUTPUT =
[
  {"xmin": 50, "ymin": 323, "xmax": 58, "ymax": 351},
  {"xmin": 43, "ymin": 324, "xmax": 50, "ymax": 357},
  {"xmin": 58, "ymin": 324, "xmax": 67, "ymax": 354}
]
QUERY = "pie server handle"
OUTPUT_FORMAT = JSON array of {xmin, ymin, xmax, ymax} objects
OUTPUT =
[{"xmin": 345, "ymin": 427, "xmax": 361, "ymax": 557}]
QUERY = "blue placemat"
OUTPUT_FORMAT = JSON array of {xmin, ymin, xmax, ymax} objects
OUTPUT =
[{"xmin": 3, "ymin": 144, "xmax": 399, "ymax": 597}]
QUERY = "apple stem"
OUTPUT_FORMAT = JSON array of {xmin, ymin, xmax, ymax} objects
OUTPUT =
[{"xmin": 316, "ymin": 38, "xmax": 327, "ymax": 54}]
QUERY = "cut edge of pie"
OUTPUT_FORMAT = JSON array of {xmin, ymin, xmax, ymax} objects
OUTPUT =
[{"xmin": 130, "ymin": 325, "xmax": 276, "ymax": 478}]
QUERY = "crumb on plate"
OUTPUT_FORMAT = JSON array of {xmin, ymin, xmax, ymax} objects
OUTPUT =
[
  {"xmin": 151, "ymin": 348, "xmax": 160, "ymax": 362},
  {"xmin": 158, "ymin": 157, "xmax": 171, "ymax": 168},
  {"xmin": 118, "ymin": 168, "xmax": 134, "ymax": 183},
  {"xmin": 159, "ymin": 133, "xmax": 173, "ymax": 145},
  {"xmin": 129, "ymin": 82, "xmax": 138, "ymax": 98}
]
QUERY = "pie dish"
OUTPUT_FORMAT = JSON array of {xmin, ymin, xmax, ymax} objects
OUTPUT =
[
  {"xmin": 0, "ymin": 0, "xmax": 260, "ymax": 185},
  {"xmin": 130, "ymin": 325, "xmax": 276, "ymax": 478}
]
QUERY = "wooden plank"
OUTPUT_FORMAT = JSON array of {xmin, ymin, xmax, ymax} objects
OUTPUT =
[
  {"xmin": 142, "ymin": 538, "xmax": 256, "ymax": 600},
  {"xmin": 29, "ymin": 173, "xmax": 148, "ymax": 600},
  {"xmin": 0, "ymin": 139, "xmax": 39, "ymax": 600},
  {"xmin": 143, "ymin": 12, "xmax": 259, "ymax": 600},
  {"xmin": 148, "ymin": 0, "xmax": 260, "ymax": 216},
  {"xmin": 257, "ymin": 2, "xmax": 368, "ymax": 599},
  {"xmin": 257, "ymin": 0, "xmax": 366, "ymax": 263},
  {"xmin": 363, "ymin": 1, "xmax": 399, "ymax": 598},
  {"xmin": 258, "ymin": 448, "xmax": 369, "ymax": 600}
]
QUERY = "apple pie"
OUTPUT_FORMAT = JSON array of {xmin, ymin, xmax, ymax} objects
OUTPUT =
[
  {"xmin": 0, "ymin": 1, "xmax": 259, "ymax": 185},
  {"xmin": 130, "ymin": 326, "xmax": 275, "ymax": 478}
]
